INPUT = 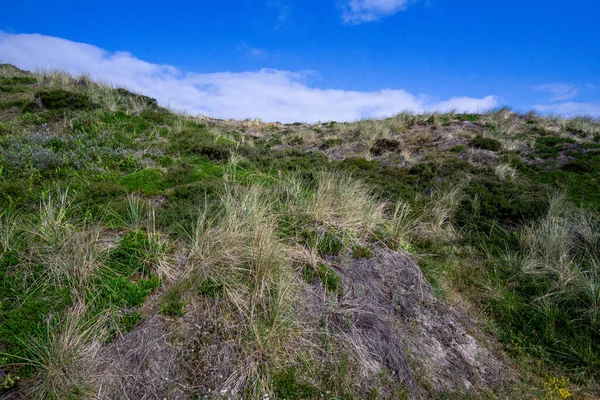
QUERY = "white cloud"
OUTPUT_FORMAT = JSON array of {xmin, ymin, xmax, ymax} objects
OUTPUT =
[
  {"xmin": 534, "ymin": 102, "xmax": 600, "ymax": 117},
  {"xmin": 342, "ymin": 0, "xmax": 412, "ymax": 24},
  {"xmin": 0, "ymin": 32, "xmax": 497, "ymax": 123},
  {"xmin": 533, "ymin": 83, "xmax": 579, "ymax": 102}
]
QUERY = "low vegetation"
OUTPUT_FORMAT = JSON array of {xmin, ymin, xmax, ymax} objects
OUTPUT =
[{"xmin": 1, "ymin": 63, "xmax": 599, "ymax": 398}]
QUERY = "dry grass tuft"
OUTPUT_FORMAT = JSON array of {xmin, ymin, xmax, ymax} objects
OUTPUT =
[
  {"xmin": 495, "ymin": 163, "xmax": 517, "ymax": 181},
  {"xmin": 421, "ymin": 185, "xmax": 465, "ymax": 238},
  {"xmin": 386, "ymin": 199, "xmax": 419, "ymax": 246},
  {"xmin": 178, "ymin": 183, "xmax": 308, "ymax": 396},
  {"xmin": 301, "ymin": 171, "xmax": 386, "ymax": 240},
  {"xmin": 27, "ymin": 302, "xmax": 107, "ymax": 400}
]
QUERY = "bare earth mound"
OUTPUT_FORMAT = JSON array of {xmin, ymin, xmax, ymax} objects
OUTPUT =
[{"xmin": 90, "ymin": 249, "xmax": 511, "ymax": 399}]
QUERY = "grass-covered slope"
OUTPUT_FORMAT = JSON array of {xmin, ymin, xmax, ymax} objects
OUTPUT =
[{"xmin": 0, "ymin": 64, "xmax": 599, "ymax": 399}]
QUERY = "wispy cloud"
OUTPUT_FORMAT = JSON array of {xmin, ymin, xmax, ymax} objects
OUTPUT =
[
  {"xmin": 268, "ymin": 1, "xmax": 292, "ymax": 29},
  {"xmin": 533, "ymin": 83, "xmax": 579, "ymax": 102},
  {"xmin": 534, "ymin": 102, "xmax": 600, "ymax": 117},
  {"xmin": 0, "ymin": 32, "xmax": 497, "ymax": 122},
  {"xmin": 342, "ymin": 0, "xmax": 413, "ymax": 24},
  {"xmin": 236, "ymin": 42, "xmax": 267, "ymax": 57}
]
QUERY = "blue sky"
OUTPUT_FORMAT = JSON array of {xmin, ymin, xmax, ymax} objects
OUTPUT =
[{"xmin": 1, "ymin": 0, "xmax": 599, "ymax": 121}]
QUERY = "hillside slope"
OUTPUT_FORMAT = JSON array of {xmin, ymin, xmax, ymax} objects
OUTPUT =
[{"xmin": 0, "ymin": 64, "xmax": 599, "ymax": 399}]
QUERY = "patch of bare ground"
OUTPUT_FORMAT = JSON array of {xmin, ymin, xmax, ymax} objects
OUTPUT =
[
  {"xmin": 89, "ymin": 249, "xmax": 513, "ymax": 399},
  {"xmin": 328, "ymin": 249, "xmax": 512, "ymax": 398}
]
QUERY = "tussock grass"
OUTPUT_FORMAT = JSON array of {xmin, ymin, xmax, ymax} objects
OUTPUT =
[
  {"xmin": 32, "ymin": 226, "xmax": 105, "ymax": 289},
  {"xmin": 495, "ymin": 163, "xmax": 517, "ymax": 181},
  {"xmin": 177, "ymin": 183, "xmax": 313, "ymax": 397},
  {"xmin": 34, "ymin": 188, "xmax": 72, "ymax": 251},
  {"xmin": 520, "ymin": 194, "xmax": 600, "ymax": 320},
  {"xmin": 0, "ymin": 208, "xmax": 20, "ymax": 253},
  {"xmin": 565, "ymin": 116, "xmax": 600, "ymax": 139},
  {"xmin": 297, "ymin": 171, "xmax": 385, "ymax": 240},
  {"xmin": 386, "ymin": 199, "xmax": 419, "ymax": 247},
  {"xmin": 421, "ymin": 185, "xmax": 465, "ymax": 238},
  {"xmin": 483, "ymin": 107, "xmax": 521, "ymax": 137},
  {"xmin": 25, "ymin": 302, "xmax": 107, "ymax": 400}
]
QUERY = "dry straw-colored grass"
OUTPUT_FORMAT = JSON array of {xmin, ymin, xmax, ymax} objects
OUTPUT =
[{"xmin": 26, "ymin": 302, "xmax": 107, "ymax": 400}]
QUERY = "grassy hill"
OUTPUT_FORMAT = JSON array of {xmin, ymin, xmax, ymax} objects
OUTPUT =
[{"xmin": 0, "ymin": 63, "xmax": 599, "ymax": 399}]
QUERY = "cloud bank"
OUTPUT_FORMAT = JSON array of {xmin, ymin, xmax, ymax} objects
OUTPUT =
[
  {"xmin": 532, "ymin": 82, "xmax": 600, "ymax": 117},
  {"xmin": 533, "ymin": 83, "xmax": 579, "ymax": 102},
  {"xmin": 342, "ymin": 0, "xmax": 412, "ymax": 24},
  {"xmin": 533, "ymin": 102, "xmax": 600, "ymax": 117},
  {"xmin": 0, "ymin": 32, "xmax": 497, "ymax": 123}
]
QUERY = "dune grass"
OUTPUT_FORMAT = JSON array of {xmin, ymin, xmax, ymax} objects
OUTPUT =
[{"xmin": 1, "ymin": 65, "xmax": 600, "ymax": 398}]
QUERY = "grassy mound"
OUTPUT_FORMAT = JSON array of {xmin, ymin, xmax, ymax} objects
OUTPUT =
[{"xmin": 0, "ymin": 64, "xmax": 599, "ymax": 399}]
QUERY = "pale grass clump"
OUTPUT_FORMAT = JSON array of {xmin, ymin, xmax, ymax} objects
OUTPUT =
[
  {"xmin": 494, "ymin": 163, "xmax": 517, "ymax": 181},
  {"xmin": 386, "ymin": 199, "xmax": 419, "ymax": 246},
  {"xmin": 27, "ymin": 302, "xmax": 107, "ymax": 400},
  {"xmin": 501, "ymin": 138, "xmax": 530, "ymax": 152},
  {"xmin": 400, "ymin": 147, "xmax": 414, "ymax": 163},
  {"xmin": 35, "ymin": 188, "xmax": 72, "ymax": 251},
  {"xmin": 182, "ymin": 184, "xmax": 307, "ymax": 397},
  {"xmin": 0, "ymin": 63, "xmax": 26, "ymax": 77},
  {"xmin": 421, "ymin": 185, "xmax": 465, "ymax": 238},
  {"xmin": 126, "ymin": 95, "xmax": 151, "ymax": 115},
  {"xmin": 483, "ymin": 108, "xmax": 520, "ymax": 138},
  {"xmin": 35, "ymin": 228, "xmax": 105, "ymax": 289},
  {"xmin": 90, "ymin": 84, "xmax": 123, "ymax": 112},
  {"xmin": 185, "ymin": 185, "xmax": 284, "ymax": 289},
  {"xmin": 301, "ymin": 171, "xmax": 386, "ymax": 239},
  {"xmin": 0, "ymin": 209, "xmax": 20, "ymax": 253},
  {"xmin": 565, "ymin": 116, "xmax": 600, "ymax": 139},
  {"xmin": 352, "ymin": 118, "xmax": 394, "ymax": 145},
  {"xmin": 520, "ymin": 193, "xmax": 600, "ymax": 326},
  {"xmin": 171, "ymin": 114, "xmax": 186, "ymax": 134},
  {"xmin": 30, "ymin": 189, "xmax": 106, "ymax": 288},
  {"xmin": 32, "ymin": 68, "xmax": 73, "ymax": 89}
]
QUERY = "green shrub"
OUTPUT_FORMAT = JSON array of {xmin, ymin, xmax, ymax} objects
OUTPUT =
[
  {"xmin": 273, "ymin": 367, "xmax": 319, "ymax": 400},
  {"xmin": 121, "ymin": 169, "xmax": 164, "ymax": 195},
  {"xmin": 198, "ymin": 278, "xmax": 224, "ymax": 298},
  {"xmin": 167, "ymin": 128, "xmax": 233, "ymax": 160},
  {"xmin": 118, "ymin": 311, "xmax": 143, "ymax": 333},
  {"xmin": 470, "ymin": 136, "xmax": 502, "ymax": 151},
  {"xmin": 302, "ymin": 263, "xmax": 343, "ymax": 295},
  {"xmin": 115, "ymin": 88, "xmax": 158, "ymax": 107},
  {"xmin": 24, "ymin": 89, "xmax": 96, "ymax": 112},
  {"xmin": 456, "ymin": 114, "xmax": 480, "ymax": 122},
  {"xmin": 0, "ymin": 99, "xmax": 29, "ymax": 111},
  {"xmin": 449, "ymin": 145, "xmax": 466, "ymax": 153},
  {"xmin": 352, "ymin": 246, "xmax": 373, "ymax": 259},
  {"xmin": 160, "ymin": 289, "xmax": 187, "ymax": 317},
  {"xmin": 456, "ymin": 177, "xmax": 548, "ymax": 233},
  {"xmin": 0, "ymin": 76, "xmax": 36, "ymax": 85},
  {"xmin": 561, "ymin": 159, "xmax": 594, "ymax": 173},
  {"xmin": 320, "ymin": 138, "xmax": 343, "ymax": 150}
]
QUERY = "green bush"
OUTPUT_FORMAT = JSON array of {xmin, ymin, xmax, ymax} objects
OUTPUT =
[
  {"xmin": 24, "ymin": 89, "xmax": 96, "ymax": 112},
  {"xmin": 0, "ymin": 76, "xmax": 36, "ymax": 85},
  {"xmin": 352, "ymin": 246, "xmax": 373, "ymax": 259},
  {"xmin": 160, "ymin": 289, "xmax": 187, "ymax": 317},
  {"xmin": 302, "ymin": 263, "xmax": 343, "ymax": 295},
  {"xmin": 273, "ymin": 367, "xmax": 318, "ymax": 400},
  {"xmin": 320, "ymin": 138, "xmax": 343, "ymax": 150},
  {"xmin": 198, "ymin": 278, "xmax": 224, "ymax": 298},
  {"xmin": 470, "ymin": 136, "xmax": 502, "ymax": 151},
  {"xmin": 121, "ymin": 168, "xmax": 164, "ymax": 195}
]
